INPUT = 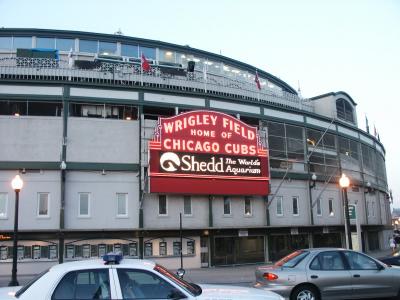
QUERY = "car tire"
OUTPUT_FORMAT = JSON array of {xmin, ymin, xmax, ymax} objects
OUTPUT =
[{"xmin": 290, "ymin": 284, "xmax": 320, "ymax": 300}]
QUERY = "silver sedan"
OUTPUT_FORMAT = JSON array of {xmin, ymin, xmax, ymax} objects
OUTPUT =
[{"xmin": 255, "ymin": 248, "xmax": 400, "ymax": 300}]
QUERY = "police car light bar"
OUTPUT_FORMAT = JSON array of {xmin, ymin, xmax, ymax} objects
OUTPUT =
[{"xmin": 103, "ymin": 252, "xmax": 123, "ymax": 264}]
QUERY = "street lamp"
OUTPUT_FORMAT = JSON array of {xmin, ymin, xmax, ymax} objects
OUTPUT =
[
  {"xmin": 9, "ymin": 174, "xmax": 23, "ymax": 287},
  {"xmin": 339, "ymin": 173, "xmax": 352, "ymax": 250},
  {"xmin": 309, "ymin": 173, "xmax": 317, "ymax": 189}
]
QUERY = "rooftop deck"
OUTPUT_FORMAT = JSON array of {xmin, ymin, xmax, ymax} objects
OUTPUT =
[{"xmin": 0, "ymin": 55, "xmax": 314, "ymax": 113}]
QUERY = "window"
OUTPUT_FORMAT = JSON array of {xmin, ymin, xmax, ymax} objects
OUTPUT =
[
  {"xmin": 159, "ymin": 49, "xmax": 175, "ymax": 63},
  {"xmin": 65, "ymin": 245, "xmax": 75, "ymax": 258},
  {"xmin": 344, "ymin": 251, "xmax": 379, "ymax": 270},
  {"xmin": 0, "ymin": 193, "xmax": 7, "ymax": 218},
  {"xmin": 36, "ymin": 37, "xmax": 55, "ymax": 49},
  {"xmin": 121, "ymin": 44, "xmax": 138, "ymax": 57},
  {"xmin": 339, "ymin": 136, "xmax": 359, "ymax": 161},
  {"xmin": 129, "ymin": 243, "xmax": 138, "ymax": 257},
  {"xmin": 244, "ymin": 197, "xmax": 252, "ymax": 216},
  {"xmin": 173, "ymin": 242, "xmax": 181, "ymax": 256},
  {"xmin": 17, "ymin": 246, "xmax": 24, "ymax": 259},
  {"xmin": 144, "ymin": 242, "xmax": 153, "ymax": 256},
  {"xmin": 316, "ymin": 197, "xmax": 322, "ymax": 216},
  {"xmin": 37, "ymin": 193, "xmax": 49, "ymax": 217},
  {"xmin": 328, "ymin": 198, "xmax": 334, "ymax": 216},
  {"xmin": 336, "ymin": 98, "xmax": 354, "ymax": 123},
  {"xmin": 223, "ymin": 197, "xmax": 231, "ymax": 215},
  {"xmin": 292, "ymin": 196, "xmax": 299, "ymax": 216},
  {"xmin": 116, "ymin": 193, "xmax": 128, "ymax": 217},
  {"xmin": 79, "ymin": 193, "xmax": 90, "ymax": 217},
  {"xmin": 0, "ymin": 246, "xmax": 8, "ymax": 260},
  {"xmin": 56, "ymin": 38, "xmax": 75, "ymax": 51},
  {"xmin": 74, "ymin": 245, "xmax": 83, "ymax": 258},
  {"xmin": 267, "ymin": 121, "xmax": 305, "ymax": 170},
  {"xmin": 52, "ymin": 269, "xmax": 110, "ymax": 300},
  {"xmin": 98, "ymin": 244, "xmax": 106, "ymax": 257},
  {"xmin": 69, "ymin": 102, "xmax": 138, "ymax": 120},
  {"xmin": 158, "ymin": 195, "xmax": 167, "ymax": 215},
  {"xmin": 49, "ymin": 245, "xmax": 58, "ymax": 259},
  {"xmin": 0, "ymin": 37, "xmax": 12, "ymax": 50},
  {"xmin": 32, "ymin": 245, "xmax": 41, "ymax": 259},
  {"xmin": 183, "ymin": 196, "xmax": 192, "ymax": 215},
  {"xmin": 371, "ymin": 202, "xmax": 375, "ymax": 217},
  {"xmin": 117, "ymin": 269, "xmax": 182, "ymax": 300},
  {"xmin": 274, "ymin": 250, "xmax": 310, "ymax": 267},
  {"xmin": 139, "ymin": 46, "xmax": 156, "ymax": 60},
  {"xmin": 187, "ymin": 241, "xmax": 195, "ymax": 255},
  {"xmin": 159, "ymin": 242, "xmax": 167, "ymax": 256},
  {"xmin": 13, "ymin": 36, "xmax": 32, "ymax": 49},
  {"xmin": 310, "ymin": 251, "xmax": 345, "ymax": 270},
  {"xmin": 79, "ymin": 39, "xmax": 98, "ymax": 53},
  {"xmin": 99, "ymin": 41, "xmax": 117, "ymax": 55},
  {"xmin": 82, "ymin": 244, "xmax": 90, "ymax": 258},
  {"xmin": 90, "ymin": 245, "xmax": 98, "ymax": 257},
  {"xmin": 276, "ymin": 196, "xmax": 283, "ymax": 216}
]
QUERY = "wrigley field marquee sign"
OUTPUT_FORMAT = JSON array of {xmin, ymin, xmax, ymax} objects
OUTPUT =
[{"xmin": 149, "ymin": 110, "xmax": 270, "ymax": 195}]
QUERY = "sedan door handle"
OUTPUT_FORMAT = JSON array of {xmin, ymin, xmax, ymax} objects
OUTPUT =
[
  {"xmin": 353, "ymin": 274, "xmax": 360, "ymax": 278},
  {"xmin": 310, "ymin": 275, "xmax": 318, "ymax": 279}
]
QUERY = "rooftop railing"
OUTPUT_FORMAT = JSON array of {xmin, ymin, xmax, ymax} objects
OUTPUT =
[{"xmin": 0, "ymin": 56, "xmax": 314, "ymax": 112}]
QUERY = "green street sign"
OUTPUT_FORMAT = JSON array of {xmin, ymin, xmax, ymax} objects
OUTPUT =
[{"xmin": 349, "ymin": 204, "xmax": 356, "ymax": 220}]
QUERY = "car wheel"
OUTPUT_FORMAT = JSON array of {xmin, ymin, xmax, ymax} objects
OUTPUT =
[{"xmin": 291, "ymin": 285, "xmax": 320, "ymax": 300}]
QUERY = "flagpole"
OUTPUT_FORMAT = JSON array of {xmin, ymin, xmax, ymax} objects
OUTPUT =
[
  {"xmin": 255, "ymin": 69, "xmax": 261, "ymax": 100},
  {"xmin": 203, "ymin": 61, "xmax": 208, "ymax": 93},
  {"xmin": 140, "ymin": 62, "xmax": 143, "ymax": 87}
]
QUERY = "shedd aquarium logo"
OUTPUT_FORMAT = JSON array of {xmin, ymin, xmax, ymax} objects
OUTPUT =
[{"xmin": 159, "ymin": 152, "xmax": 261, "ymax": 176}]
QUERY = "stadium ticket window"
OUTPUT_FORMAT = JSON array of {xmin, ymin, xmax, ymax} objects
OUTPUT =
[
  {"xmin": 313, "ymin": 233, "xmax": 342, "ymax": 248},
  {"xmin": 213, "ymin": 236, "xmax": 264, "ymax": 266},
  {"xmin": 269, "ymin": 234, "xmax": 309, "ymax": 262}
]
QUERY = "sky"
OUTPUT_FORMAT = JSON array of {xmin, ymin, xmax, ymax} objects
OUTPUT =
[{"xmin": 1, "ymin": 0, "xmax": 399, "ymax": 206}]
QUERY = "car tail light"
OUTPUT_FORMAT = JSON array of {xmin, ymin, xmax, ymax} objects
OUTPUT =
[{"xmin": 263, "ymin": 272, "xmax": 278, "ymax": 281}]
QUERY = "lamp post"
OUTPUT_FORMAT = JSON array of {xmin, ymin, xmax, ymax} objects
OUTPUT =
[
  {"xmin": 9, "ymin": 174, "xmax": 23, "ymax": 287},
  {"xmin": 308, "ymin": 173, "xmax": 317, "ymax": 225},
  {"xmin": 339, "ymin": 173, "xmax": 352, "ymax": 250}
]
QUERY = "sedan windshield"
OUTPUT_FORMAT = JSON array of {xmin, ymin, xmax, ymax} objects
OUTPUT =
[
  {"xmin": 154, "ymin": 264, "xmax": 202, "ymax": 296},
  {"xmin": 15, "ymin": 269, "xmax": 49, "ymax": 298},
  {"xmin": 274, "ymin": 250, "xmax": 309, "ymax": 268}
]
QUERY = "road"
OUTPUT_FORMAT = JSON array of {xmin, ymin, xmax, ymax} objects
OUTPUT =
[{"xmin": 0, "ymin": 264, "xmax": 395, "ymax": 300}]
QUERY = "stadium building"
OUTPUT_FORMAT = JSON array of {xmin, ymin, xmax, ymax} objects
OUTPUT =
[{"xmin": 0, "ymin": 28, "xmax": 392, "ymax": 274}]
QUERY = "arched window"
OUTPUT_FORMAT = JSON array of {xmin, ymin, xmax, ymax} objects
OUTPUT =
[{"xmin": 336, "ymin": 98, "xmax": 354, "ymax": 123}]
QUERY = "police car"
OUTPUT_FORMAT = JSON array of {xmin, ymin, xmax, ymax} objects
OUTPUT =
[{"xmin": 0, "ymin": 254, "xmax": 283, "ymax": 299}]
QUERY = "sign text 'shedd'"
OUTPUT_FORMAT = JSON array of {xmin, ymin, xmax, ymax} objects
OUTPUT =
[{"xmin": 149, "ymin": 110, "xmax": 270, "ymax": 195}]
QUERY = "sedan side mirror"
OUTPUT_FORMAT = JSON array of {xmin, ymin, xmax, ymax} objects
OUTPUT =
[
  {"xmin": 377, "ymin": 263, "xmax": 385, "ymax": 271},
  {"xmin": 176, "ymin": 268, "xmax": 185, "ymax": 278}
]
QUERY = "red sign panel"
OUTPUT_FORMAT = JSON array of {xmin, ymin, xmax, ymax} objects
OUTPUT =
[{"xmin": 149, "ymin": 110, "xmax": 269, "ymax": 195}]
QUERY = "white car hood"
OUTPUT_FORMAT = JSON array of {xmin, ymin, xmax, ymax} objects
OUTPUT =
[
  {"xmin": 0, "ymin": 286, "xmax": 21, "ymax": 299},
  {"xmin": 197, "ymin": 284, "xmax": 284, "ymax": 300}
]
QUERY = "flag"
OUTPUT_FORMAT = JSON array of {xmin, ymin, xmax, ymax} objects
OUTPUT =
[
  {"xmin": 254, "ymin": 70, "xmax": 261, "ymax": 90},
  {"xmin": 365, "ymin": 115, "xmax": 370, "ymax": 134},
  {"xmin": 374, "ymin": 125, "xmax": 377, "ymax": 137},
  {"xmin": 141, "ymin": 53, "xmax": 151, "ymax": 72}
]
